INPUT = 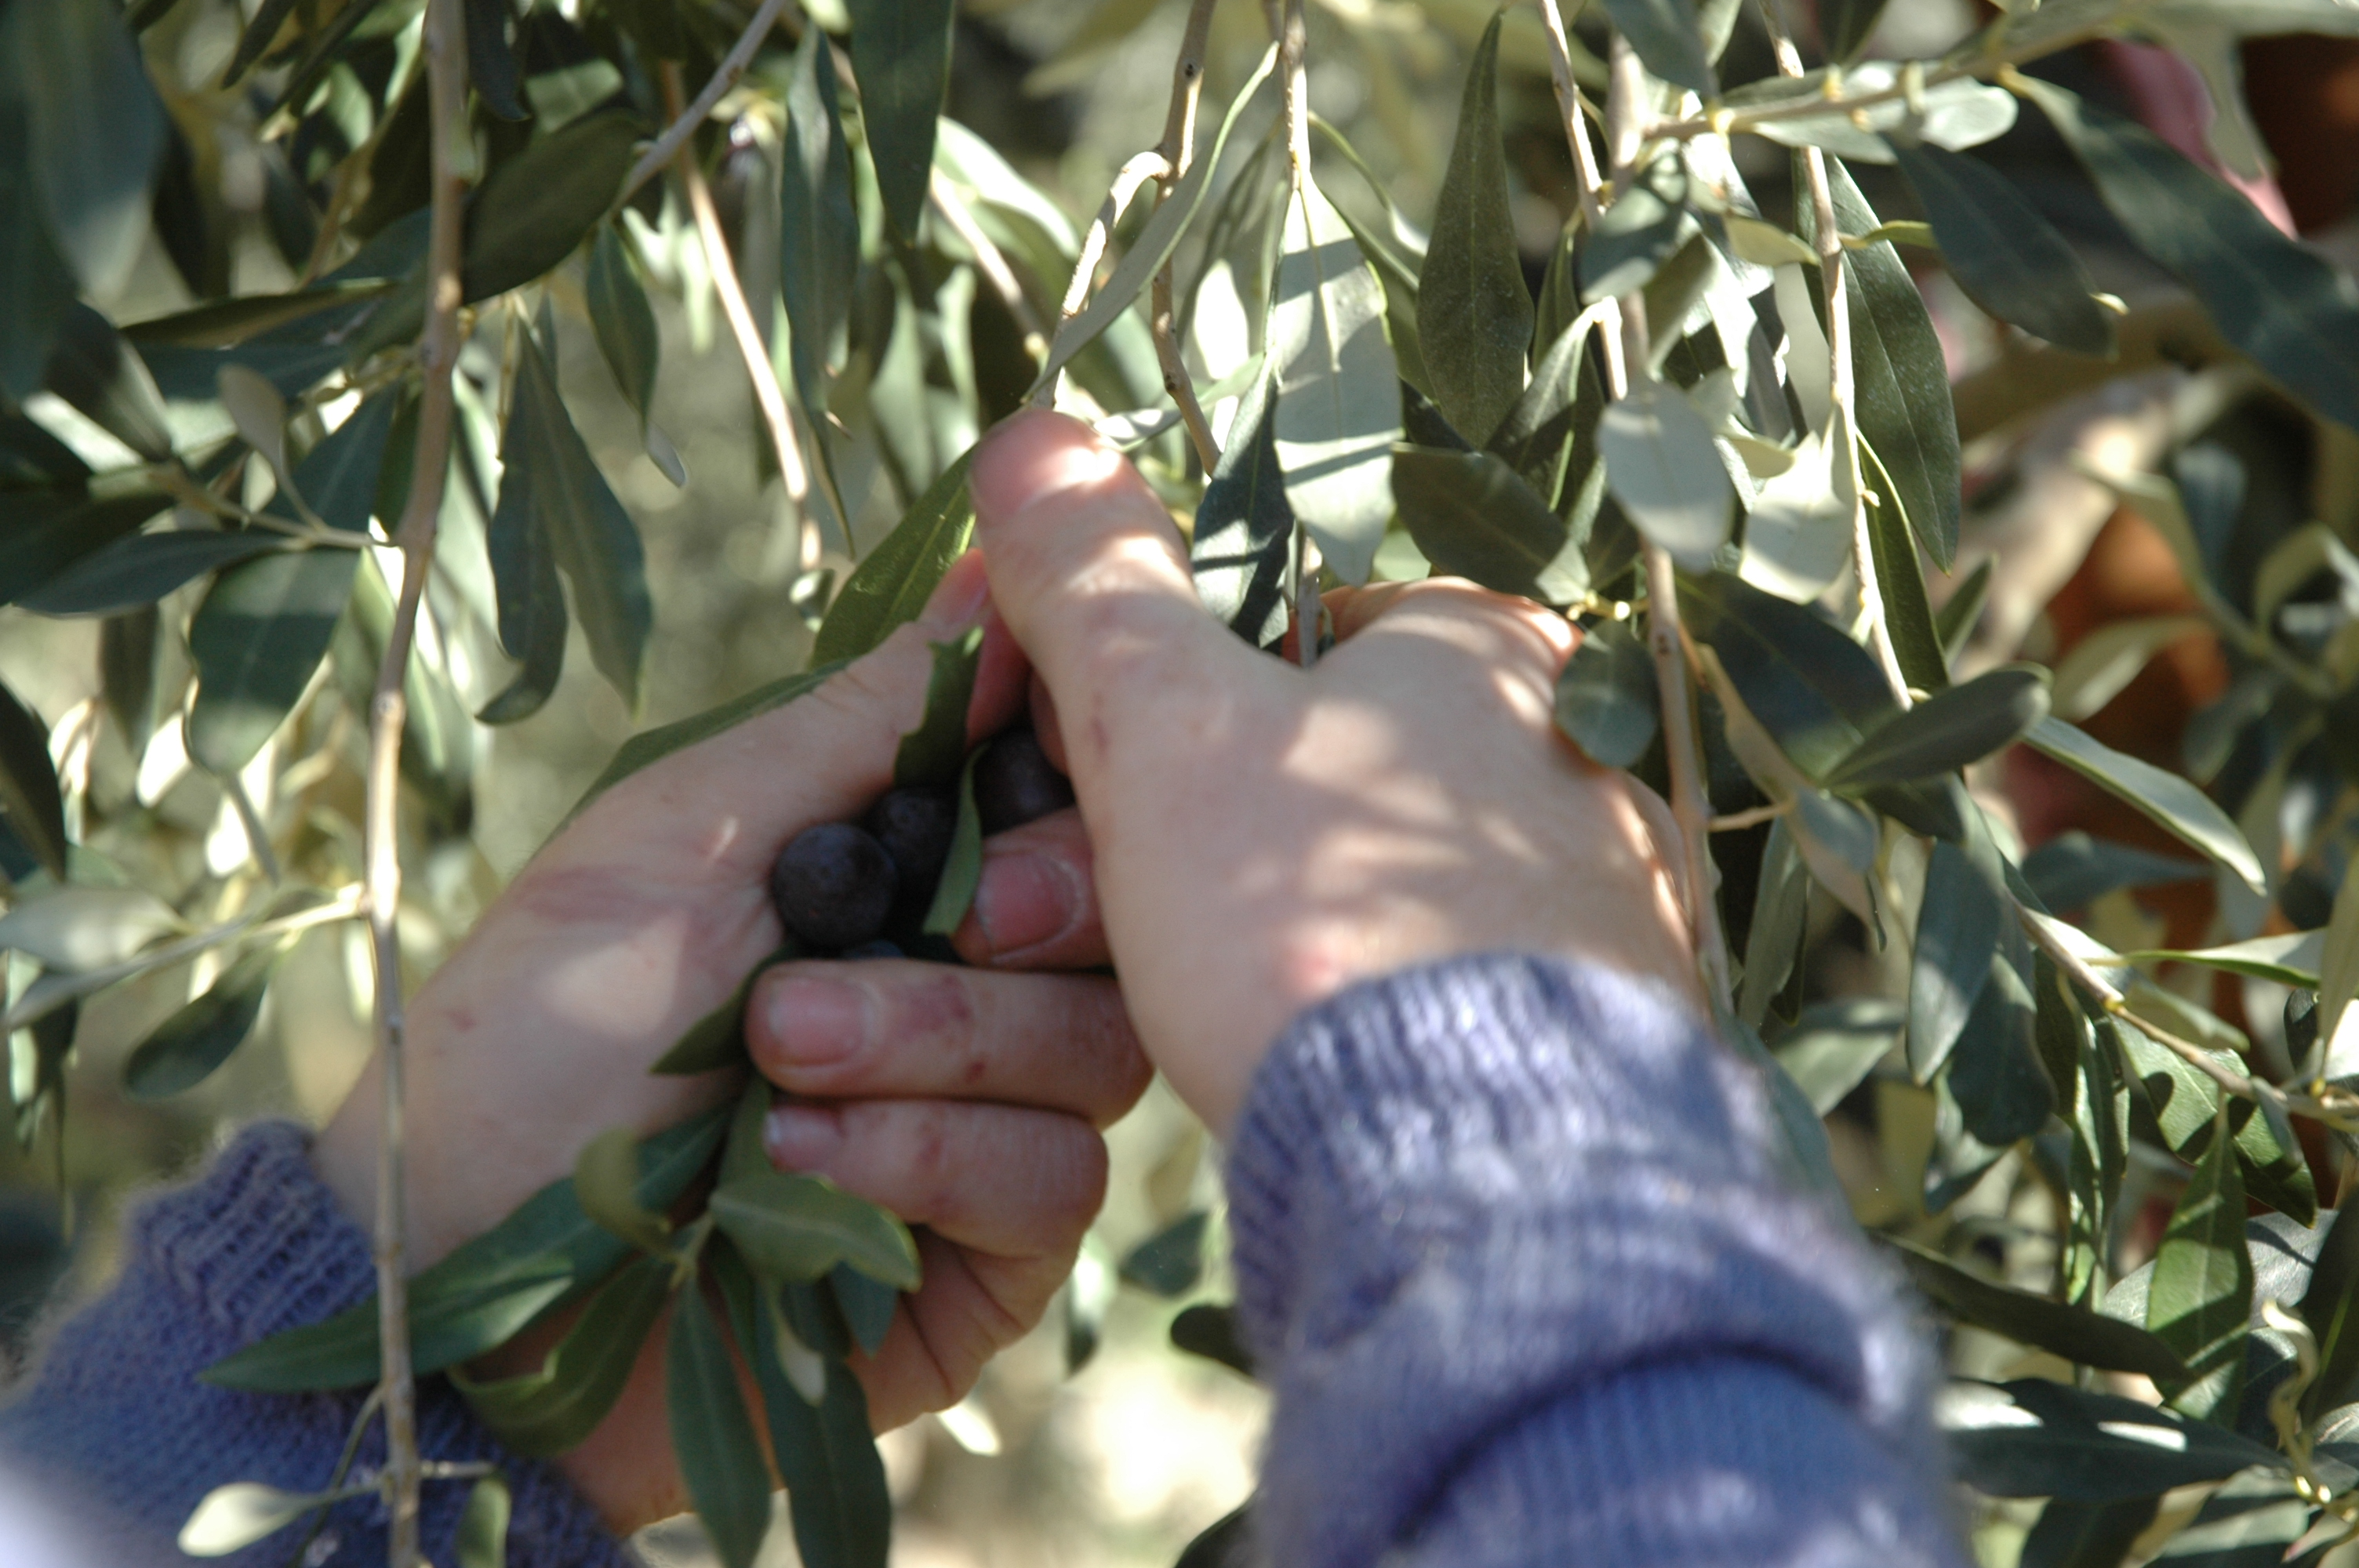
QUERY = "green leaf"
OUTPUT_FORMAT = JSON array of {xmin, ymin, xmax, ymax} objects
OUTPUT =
[
  {"xmin": 456, "ymin": 1475, "xmax": 512, "ymax": 1568},
  {"xmin": 1681, "ymin": 572, "xmax": 1896, "ymax": 780},
  {"xmin": 1910, "ymin": 837, "xmax": 2007, "ymax": 1081},
  {"xmin": 1579, "ymin": 152, "xmax": 1695, "ymax": 302},
  {"xmin": 6, "ymin": 0, "xmax": 165, "ymax": 296},
  {"xmin": 893, "ymin": 626, "xmax": 983, "ymax": 790},
  {"xmin": 1599, "ymin": 0, "xmax": 1714, "ymax": 96},
  {"xmin": 668, "ymin": 1286, "xmax": 773, "ymax": 1568},
  {"xmin": 0, "ymin": 99, "xmax": 77, "ymax": 405},
  {"xmin": 1826, "ymin": 666, "xmax": 2050, "ymax": 789},
  {"xmin": 0, "ymin": 487, "xmax": 170, "ymax": 615},
  {"xmin": 500, "ymin": 324, "xmax": 651, "ymax": 706},
  {"xmin": 2020, "ymin": 1497, "xmax": 2161, "ymax": 1568},
  {"xmin": 710, "ymin": 1167, "xmax": 921, "ymax": 1291},
  {"xmin": 1118, "ymin": 1211, "xmax": 1209, "ymax": 1298},
  {"xmin": 2301, "ymin": 1209, "xmax": 2359, "ymax": 1417},
  {"xmin": 1771, "ymin": 996, "xmax": 1899, "ymax": 1113},
  {"xmin": 1394, "ymin": 445, "xmax": 1586, "ymax": 605},
  {"xmin": 1554, "ymin": 615, "xmax": 1659, "ymax": 768},
  {"xmin": 2147, "ymin": 1102, "xmax": 2252, "ymax": 1421},
  {"xmin": 921, "ymin": 750, "xmax": 983, "ymax": 937},
  {"xmin": 1170, "ymin": 1301, "xmax": 1256, "ymax": 1378},
  {"xmin": 2059, "ymin": 983, "xmax": 2126, "ymax": 1307},
  {"xmin": 478, "ymin": 446, "xmax": 567, "ymax": 730},
  {"xmin": 2115, "ymin": 932, "xmax": 2323, "ymax": 990},
  {"xmin": 218, "ymin": 0, "xmax": 297, "ymax": 86},
  {"xmin": 122, "ymin": 280, "xmax": 399, "ymax": 350},
  {"xmin": 1735, "ymin": 67, "xmax": 2017, "ymax": 164},
  {"xmin": 1736, "ymin": 414, "xmax": 1855, "ymax": 604},
  {"xmin": 1936, "ymin": 557, "xmax": 1992, "ymax": 666},
  {"xmin": 812, "ymin": 450, "xmax": 975, "ymax": 666},
  {"xmin": 1943, "ymin": 1377, "xmax": 2285, "ymax": 1501},
  {"xmin": 716, "ymin": 1241, "xmax": 893, "ymax": 1568},
  {"xmin": 2020, "ymin": 77, "xmax": 2359, "ymax": 434},
  {"xmin": 186, "ymin": 550, "xmax": 361, "ymax": 775},
  {"xmin": 573, "ymin": 1127, "xmax": 674, "ymax": 1254},
  {"xmin": 1490, "ymin": 316, "xmax": 1608, "ymax": 525},
  {"xmin": 1947, "ymin": 940, "xmax": 2052, "ymax": 1146},
  {"xmin": 1417, "ymin": 11, "xmax": 1529, "ymax": 445},
  {"xmin": 0, "ymin": 681, "xmax": 66, "ymax": 880},
  {"xmin": 1192, "ymin": 368, "xmax": 1294, "ymax": 650},
  {"xmin": 1889, "ymin": 143, "xmax": 2114, "ymax": 358},
  {"xmin": 1819, "ymin": 0, "xmax": 1891, "ymax": 59},
  {"xmin": 460, "ymin": 111, "xmax": 642, "ymax": 303},
  {"xmin": 1889, "ymin": 1238, "xmax": 2185, "ymax": 1380},
  {"xmin": 185, "ymin": 394, "xmax": 397, "ymax": 775},
  {"xmin": 1801, "ymin": 158, "xmax": 1961, "ymax": 569},
  {"xmin": 586, "ymin": 224, "xmax": 658, "ymax": 430},
  {"xmin": 453, "ymin": 1254, "xmax": 671, "ymax": 1457},
  {"xmin": 2022, "ymin": 833, "xmax": 2205, "ymax": 913},
  {"xmin": 652, "ymin": 945, "xmax": 798, "ymax": 1076},
  {"xmin": 2049, "ymin": 615, "xmax": 2208, "ymax": 723},
  {"xmin": 2147, "ymin": 1468, "xmax": 2317, "ymax": 1564},
  {"xmin": 44, "ymin": 305, "xmax": 173, "ymax": 463},
  {"xmin": 1272, "ymin": 177, "xmax": 1401, "ymax": 585},
  {"xmin": 203, "ymin": 1107, "xmax": 726, "ymax": 1391},
  {"xmin": 1860, "ymin": 439, "xmax": 1948, "ymax": 692},
  {"xmin": 2114, "ymin": 1022, "xmax": 2315, "ymax": 1226},
  {"xmin": 781, "ymin": 26, "xmax": 858, "ymax": 425},
  {"xmin": 178, "ymin": 1482, "xmax": 346, "ymax": 1556},
  {"xmin": 20, "ymin": 530, "xmax": 285, "ymax": 619},
  {"xmin": 2024, "ymin": 717, "xmax": 2265, "ymax": 894},
  {"xmin": 463, "ymin": 0, "xmax": 525, "ymax": 122},
  {"xmin": 1597, "ymin": 379, "xmax": 1731, "ymax": 566},
  {"xmin": 847, "ymin": 0, "xmax": 955, "ymax": 238},
  {"xmin": 121, "ymin": 940, "xmax": 287, "ymax": 1100},
  {"xmin": 831, "ymin": 1263, "xmax": 898, "ymax": 1356}
]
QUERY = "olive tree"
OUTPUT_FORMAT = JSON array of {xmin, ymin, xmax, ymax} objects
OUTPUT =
[{"xmin": 9, "ymin": 0, "xmax": 2359, "ymax": 1563}]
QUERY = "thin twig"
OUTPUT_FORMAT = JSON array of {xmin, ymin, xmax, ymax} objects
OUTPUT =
[
  {"xmin": 1760, "ymin": 2, "xmax": 1910, "ymax": 708},
  {"xmin": 663, "ymin": 63, "xmax": 820, "ymax": 570},
  {"xmin": 1710, "ymin": 800, "xmax": 1794, "ymax": 833},
  {"xmin": 1597, "ymin": 30, "xmax": 1732, "ymax": 1008},
  {"xmin": 1278, "ymin": 0, "xmax": 1318, "ymax": 670},
  {"xmin": 618, "ymin": 0, "xmax": 794, "ymax": 206},
  {"xmin": 929, "ymin": 167, "xmax": 1048, "ymax": 365},
  {"xmin": 1149, "ymin": 0, "xmax": 1222, "ymax": 471},
  {"xmin": 369, "ymin": 2, "xmax": 470, "ymax": 1554},
  {"xmin": 1535, "ymin": 0, "xmax": 1606, "ymax": 232}
]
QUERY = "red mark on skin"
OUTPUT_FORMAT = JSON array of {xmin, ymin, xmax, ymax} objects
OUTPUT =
[{"xmin": 892, "ymin": 971, "xmax": 977, "ymax": 1044}]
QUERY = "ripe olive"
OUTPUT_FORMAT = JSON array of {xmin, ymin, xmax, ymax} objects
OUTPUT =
[
  {"xmin": 865, "ymin": 786, "xmax": 958, "ymax": 902},
  {"xmin": 973, "ymin": 728, "xmax": 1074, "ymax": 836},
  {"xmin": 771, "ymin": 822, "xmax": 896, "ymax": 950}
]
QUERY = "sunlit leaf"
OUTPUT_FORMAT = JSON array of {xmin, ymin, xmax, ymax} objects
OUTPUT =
[
  {"xmin": 178, "ymin": 1482, "xmax": 340, "ymax": 1557},
  {"xmin": 1271, "ymin": 177, "xmax": 1401, "ymax": 585},
  {"xmin": 2025, "ymin": 718, "xmax": 2265, "ymax": 893},
  {"xmin": 1826, "ymin": 666, "xmax": 2049, "ymax": 789},
  {"xmin": 572, "ymin": 1126, "xmax": 674, "ymax": 1254},
  {"xmin": 1192, "ymin": 370, "xmax": 1294, "ymax": 649},
  {"xmin": 711, "ymin": 1167, "xmax": 921, "ymax": 1291},
  {"xmin": 43, "ymin": 305, "xmax": 173, "ymax": 463},
  {"xmin": 1554, "ymin": 615, "xmax": 1659, "ymax": 768},
  {"xmin": 1940, "ymin": 1378, "xmax": 2284, "ymax": 1501},
  {"xmin": 1598, "ymin": 378, "xmax": 1731, "ymax": 567}
]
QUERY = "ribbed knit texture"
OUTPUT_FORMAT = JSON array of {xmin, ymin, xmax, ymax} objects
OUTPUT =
[
  {"xmin": 1225, "ymin": 953, "xmax": 1968, "ymax": 1568},
  {"xmin": 0, "ymin": 1121, "xmax": 627, "ymax": 1568}
]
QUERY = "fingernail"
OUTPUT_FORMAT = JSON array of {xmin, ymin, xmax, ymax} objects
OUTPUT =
[
  {"xmin": 969, "ymin": 850, "xmax": 1079, "ymax": 959},
  {"xmin": 972, "ymin": 409, "xmax": 1123, "ymax": 523},
  {"xmin": 765, "ymin": 1103, "xmax": 841, "ymax": 1171},
  {"xmin": 919, "ymin": 549, "xmax": 990, "ymax": 629},
  {"xmin": 762, "ymin": 975, "xmax": 873, "ymax": 1068}
]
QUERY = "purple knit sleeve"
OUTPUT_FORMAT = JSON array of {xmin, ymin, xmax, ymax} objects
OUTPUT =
[
  {"xmin": 1223, "ymin": 953, "xmax": 1969, "ymax": 1568},
  {"xmin": 0, "ymin": 1121, "xmax": 630, "ymax": 1568}
]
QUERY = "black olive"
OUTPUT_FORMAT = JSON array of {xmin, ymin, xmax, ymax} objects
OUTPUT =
[
  {"xmin": 770, "ymin": 823, "xmax": 896, "ymax": 950},
  {"xmin": 865, "ymin": 786, "xmax": 958, "ymax": 902},
  {"xmin": 972, "ymin": 728, "xmax": 1074, "ymax": 835}
]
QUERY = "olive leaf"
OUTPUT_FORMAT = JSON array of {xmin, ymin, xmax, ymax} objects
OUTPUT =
[
  {"xmin": 710, "ymin": 1167, "xmax": 921, "ymax": 1291},
  {"xmin": 1418, "ymin": 11, "xmax": 1529, "ymax": 445},
  {"xmin": 121, "ymin": 939, "xmax": 290, "ymax": 1100},
  {"xmin": 669, "ymin": 1285, "xmax": 774, "ymax": 1568},
  {"xmin": 2145, "ymin": 1102, "xmax": 2252, "ymax": 1421},
  {"xmin": 453, "ymin": 1254, "xmax": 672, "ymax": 1457}
]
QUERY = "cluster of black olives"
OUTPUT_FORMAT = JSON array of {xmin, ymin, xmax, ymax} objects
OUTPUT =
[{"xmin": 769, "ymin": 728, "xmax": 1075, "ymax": 954}]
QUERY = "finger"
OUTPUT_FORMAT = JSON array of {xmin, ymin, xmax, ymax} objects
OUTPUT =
[
  {"xmin": 951, "ymin": 807, "xmax": 1111, "ymax": 970},
  {"xmin": 1027, "ymin": 671, "xmax": 1068, "ymax": 777},
  {"xmin": 1329, "ymin": 576, "xmax": 1577, "ymax": 717},
  {"xmin": 971, "ymin": 409, "xmax": 1256, "ymax": 783},
  {"xmin": 763, "ymin": 1098, "xmax": 1109, "ymax": 1261},
  {"xmin": 747, "ymin": 960, "xmax": 1147, "ymax": 1126},
  {"xmin": 851, "ymin": 1230, "xmax": 1066, "ymax": 1428},
  {"xmin": 561, "ymin": 550, "xmax": 1022, "ymax": 877}
]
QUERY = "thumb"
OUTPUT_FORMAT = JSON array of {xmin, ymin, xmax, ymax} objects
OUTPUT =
[{"xmin": 970, "ymin": 409, "xmax": 1245, "ymax": 783}]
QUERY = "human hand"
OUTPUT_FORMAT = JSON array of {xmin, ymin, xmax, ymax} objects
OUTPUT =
[
  {"xmin": 314, "ymin": 550, "xmax": 1148, "ymax": 1530},
  {"xmin": 969, "ymin": 409, "xmax": 1699, "ymax": 1138}
]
